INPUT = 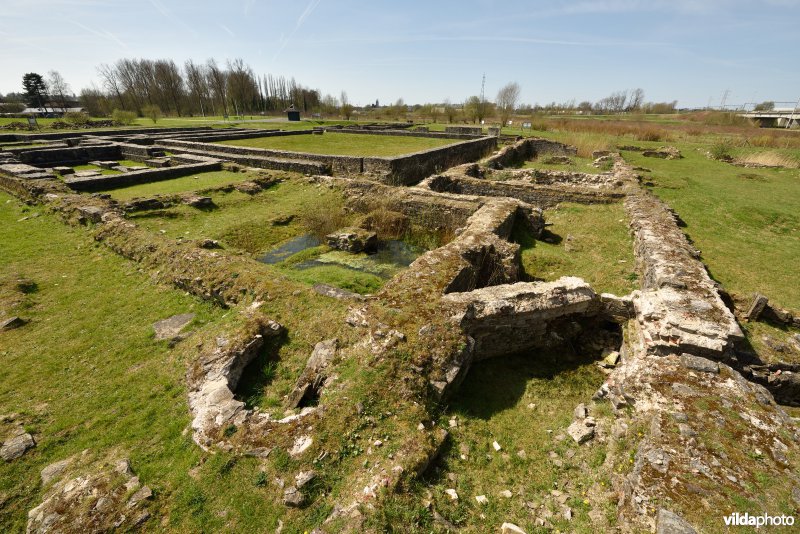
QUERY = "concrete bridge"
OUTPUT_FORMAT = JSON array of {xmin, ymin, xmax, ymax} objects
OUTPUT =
[{"xmin": 738, "ymin": 109, "xmax": 800, "ymax": 128}]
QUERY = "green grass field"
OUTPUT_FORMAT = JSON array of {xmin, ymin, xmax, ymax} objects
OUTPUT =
[
  {"xmin": 370, "ymin": 350, "xmax": 617, "ymax": 532},
  {"xmin": 622, "ymin": 143, "xmax": 800, "ymax": 310},
  {"xmin": 106, "ymin": 170, "xmax": 252, "ymax": 201},
  {"xmin": 0, "ymin": 191, "xmax": 233, "ymax": 531},
  {"xmin": 131, "ymin": 180, "xmax": 351, "ymax": 255},
  {"xmin": 521, "ymin": 154, "xmax": 608, "ymax": 174},
  {"xmin": 217, "ymin": 132, "xmax": 457, "ymax": 157},
  {"xmin": 0, "ymin": 190, "xmax": 365, "ymax": 532},
  {"xmin": 514, "ymin": 203, "xmax": 638, "ymax": 296},
  {"xmin": 524, "ymin": 125, "xmax": 800, "ymax": 310}
]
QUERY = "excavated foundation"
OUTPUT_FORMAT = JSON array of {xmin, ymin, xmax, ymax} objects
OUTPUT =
[{"xmin": 2, "ymin": 130, "xmax": 798, "ymax": 533}]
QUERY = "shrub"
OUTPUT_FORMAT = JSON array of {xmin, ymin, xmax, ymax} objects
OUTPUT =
[
  {"xmin": 633, "ymin": 128, "xmax": 666, "ymax": 142},
  {"xmin": 111, "ymin": 109, "xmax": 136, "ymax": 126},
  {"xmin": 63, "ymin": 111, "xmax": 91, "ymax": 126},
  {"xmin": 142, "ymin": 104, "xmax": 162, "ymax": 124},
  {"xmin": 302, "ymin": 203, "xmax": 349, "ymax": 240},
  {"xmin": 709, "ymin": 140, "xmax": 733, "ymax": 161},
  {"xmin": 564, "ymin": 133, "xmax": 612, "ymax": 158}
]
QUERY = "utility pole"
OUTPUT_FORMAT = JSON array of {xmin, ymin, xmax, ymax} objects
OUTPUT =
[
  {"xmin": 720, "ymin": 89, "xmax": 730, "ymax": 111},
  {"xmin": 479, "ymin": 73, "xmax": 486, "ymax": 123},
  {"xmin": 787, "ymin": 96, "xmax": 800, "ymax": 129}
]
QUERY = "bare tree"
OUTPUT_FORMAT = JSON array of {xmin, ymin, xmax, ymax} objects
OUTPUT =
[
  {"xmin": 185, "ymin": 60, "xmax": 210, "ymax": 117},
  {"xmin": 97, "ymin": 63, "xmax": 124, "ymax": 109},
  {"xmin": 227, "ymin": 58, "xmax": 258, "ymax": 116},
  {"xmin": 443, "ymin": 99, "xmax": 458, "ymax": 123},
  {"xmin": 340, "ymin": 91, "xmax": 354, "ymax": 120},
  {"xmin": 321, "ymin": 93, "xmax": 338, "ymax": 116},
  {"xmin": 80, "ymin": 86, "xmax": 110, "ymax": 116},
  {"xmin": 153, "ymin": 59, "xmax": 184, "ymax": 116},
  {"xmin": 206, "ymin": 59, "xmax": 229, "ymax": 116},
  {"xmin": 496, "ymin": 82, "xmax": 521, "ymax": 126},
  {"xmin": 47, "ymin": 71, "xmax": 71, "ymax": 111},
  {"xmin": 115, "ymin": 59, "xmax": 145, "ymax": 114},
  {"xmin": 628, "ymin": 88, "xmax": 645, "ymax": 112}
]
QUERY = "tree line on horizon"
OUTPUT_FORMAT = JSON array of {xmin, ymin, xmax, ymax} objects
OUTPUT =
[{"xmin": 2, "ymin": 58, "xmax": 700, "ymax": 122}]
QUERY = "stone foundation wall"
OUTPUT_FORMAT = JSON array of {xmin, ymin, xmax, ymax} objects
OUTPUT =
[
  {"xmin": 158, "ymin": 138, "xmax": 363, "ymax": 174},
  {"xmin": 443, "ymin": 277, "xmax": 601, "ymax": 360},
  {"xmin": 64, "ymin": 161, "xmax": 222, "ymax": 191},
  {"xmin": 172, "ymin": 129, "xmax": 311, "ymax": 143},
  {"xmin": 422, "ymin": 174, "xmax": 624, "ymax": 207},
  {"xmin": 20, "ymin": 145, "xmax": 122, "ymax": 166},
  {"xmin": 363, "ymin": 137, "xmax": 497, "ymax": 185},
  {"xmin": 326, "ymin": 129, "xmax": 483, "ymax": 140},
  {"xmin": 5, "ymin": 126, "xmax": 213, "ymax": 143},
  {"xmin": 445, "ymin": 126, "xmax": 483, "ymax": 136},
  {"xmin": 159, "ymin": 135, "xmax": 496, "ymax": 184},
  {"xmin": 484, "ymin": 137, "xmax": 577, "ymax": 168}
]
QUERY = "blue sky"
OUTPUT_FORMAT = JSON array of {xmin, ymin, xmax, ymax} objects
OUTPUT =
[{"xmin": 1, "ymin": 0, "xmax": 799, "ymax": 108}]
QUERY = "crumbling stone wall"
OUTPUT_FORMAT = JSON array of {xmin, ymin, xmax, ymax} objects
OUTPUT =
[
  {"xmin": 326, "ymin": 128, "xmax": 483, "ymax": 140},
  {"xmin": 19, "ymin": 145, "xmax": 122, "ymax": 166},
  {"xmin": 443, "ymin": 277, "xmax": 602, "ymax": 359},
  {"xmin": 159, "ymin": 138, "xmax": 364, "ymax": 174},
  {"xmin": 625, "ymin": 186, "xmax": 744, "ymax": 358},
  {"xmin": 160, "ymin": 135, "xmax": 496, "ymax": 185},
  {"xmin": 421, "ymin": 174, "xmax": 624, "ymax": 207},
  {"xmin": 363, "ymin": 136, "xmax": 497, "ymax": 185},
  {"xmin": 483, "ymin": 137, "xmax": 577, "ymax": 169},
  {"xmin": 64, "ymin": 160, "xmax": 222, "ymax": 191}
]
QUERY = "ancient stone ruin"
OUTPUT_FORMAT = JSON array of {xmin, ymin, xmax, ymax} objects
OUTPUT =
[{"xmin": 1, "ymin": 124, "xmax": 798, "ymax": 533}]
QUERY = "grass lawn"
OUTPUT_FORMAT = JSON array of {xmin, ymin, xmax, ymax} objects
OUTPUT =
[
  {"xmin": 131, "ymin": 179, "xmax": 353, "ymax": 256},
  {"xmin": 217, "ymin": 132, "xmax": 457, "ymax": 157},
  {"xmin": 514, "ymin": 203, "xmax": 638, "ymax": 296},
  {"xmin": 520, "ymin": 155, "xmax": 609, "ymax": 174},
  {"xmin": 373, "ymin": 350, "xmax": 616, "ymax": 532},
  {"xmin": 622, "ymin": 144, "xmax": 800, "ymax": 310},
  {"xmin": 106, "ymin": 170, "xmax": 252, "ymax": 201},
  {"xmin": 0, "ymin": 191, "xmax": 237, "ymax": 531},
  {"xmin": 0, "ymin": 190, "xmax": 363, "ymax": 532}
]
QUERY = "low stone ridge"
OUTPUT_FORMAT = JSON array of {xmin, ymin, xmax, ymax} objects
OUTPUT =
[
  {"xmin": 422, "ymin": 173, "xmax": 624, "ymax": 208},
  {"xmin": 286, "ymin": 339, "xmax": 338, "ymax": 408},
  {"xmin": 40, "ymin": 458, "xmax": 72, "ymax": 485},
  {"xmin": 443, "ymin": 277, "xmax": 601, "ymax": 360},
  {"xmin": 542, "ymin": 155, "xmax": 573, "ymax": 165},
  {"xmin": 27, "ymin": 454, "xmax": 152, "ymax": 533},
  {"xmin": 183, "ymin": 195, "xmax": 214, "ymax": 209},
  {"xmin": 312, "ymin": 283, "xmax": 365, "ymax": 301},
  {"xmin": 186, "ymin": 316, "xmax": 284, "ymax": 448},
  {"xmin": 0, "ymin": 316, "xmax": 26, "ymax": 331},
  {"xmin": 625, "ymin": 181, "xmax": 744, "ymax": 358},
  {"xmin": 642, "ymin": 146, "xmax": 682, "ymax": 160},
  {"xmin": 326, "ymin": 227, "xmax": 378, "ymax": 253}
]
